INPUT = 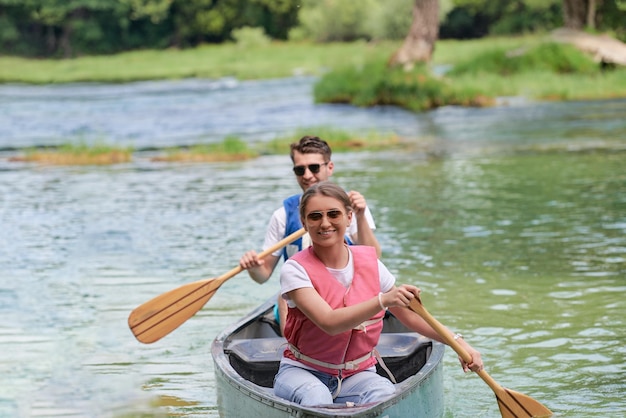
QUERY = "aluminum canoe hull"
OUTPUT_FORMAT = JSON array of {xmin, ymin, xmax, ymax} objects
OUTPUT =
[{"xmin": 211, "ymin": 296, "xmax": 445, "ymax": 418}]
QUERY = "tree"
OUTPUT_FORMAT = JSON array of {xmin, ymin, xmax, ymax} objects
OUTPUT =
[
  {"xmin": 388, "ymin": 0, "xmax": 439, "ymax": 68},
  {"xmin": 562, "ymin": 0, "xmax": 591, "ymax": 29},
  {"xmin": 168, "ymin": 0, "xmax": 300, "ymax": 47}
]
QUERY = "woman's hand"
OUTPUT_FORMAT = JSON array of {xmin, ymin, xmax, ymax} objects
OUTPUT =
[
  {"xmin": 380, "ymin": 285, "xmax": 421, "ymax": 309},
  {"xmin": 458, "ymin": 343, "xmax": 483, "ymax": 373}
]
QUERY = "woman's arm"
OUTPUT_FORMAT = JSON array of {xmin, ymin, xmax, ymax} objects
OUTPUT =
[
  {"xmin": 390, "ymin": 302, "xmax": 484, "ymax": 372},
  {"xmin": 287, "ymin": 284, "xmax": 415, "ymax": 336}
]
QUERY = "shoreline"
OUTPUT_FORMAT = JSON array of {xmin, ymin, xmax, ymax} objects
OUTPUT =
[{"xmin": 2, "ymin": 129, "xmax": 624, "ymax": 166}]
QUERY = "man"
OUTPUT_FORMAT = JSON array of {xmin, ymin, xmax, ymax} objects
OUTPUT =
[{"xmin": 239, "ymin": 135, "xmax": 381, "ymax": 334}]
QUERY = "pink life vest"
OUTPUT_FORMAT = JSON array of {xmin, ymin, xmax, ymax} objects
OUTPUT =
[{"xmin": 283, "ymin": 246, "xmax": 384, "ymax": 378}]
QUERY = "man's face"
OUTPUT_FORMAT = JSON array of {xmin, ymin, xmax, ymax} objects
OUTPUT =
[{"xmin": 292, "ymin": 150, "xmax": 334, "ymax": 192}]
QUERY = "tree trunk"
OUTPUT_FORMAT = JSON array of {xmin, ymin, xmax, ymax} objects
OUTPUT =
[
  {"xmin": 60, "ymin": 24, "xmax": 73, "ymax": 58},
  {"xmin": 45, "ymin": 25, "xmax": 57, "ymax": 55},
  {"xmin": 388, "ymin": 0, "xmax": 439, "ymax": 69},
  {"xmin": 586, "ymin": 0, "xmax": 596, "ymax": 29},
  {"xmin": 563, "ymin": 0, "xmax": 588, "ymax": 29}
]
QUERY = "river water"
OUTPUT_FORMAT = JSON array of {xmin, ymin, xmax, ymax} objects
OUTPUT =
[{"xmin": 0, "ymin": 77, "xmax": 624, "ymax": 418}]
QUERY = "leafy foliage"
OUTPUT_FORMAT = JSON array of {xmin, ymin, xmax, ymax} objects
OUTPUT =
[
  {"xmin": 1, "ymin": 0, "xmax": 625, "ymax": 57},
  {"xmin": 231, "ymin": 26, "xmax": 271, "ymax": 48},
  {"xmin": 440, "ymin": 0, "xmax": 626, "ymax": 40},
  {"xmin": 313, "ymin": 60, "xmax": 491, "ymax": 112},
  {"xmin": 290, "ymin": 0, "xmax": 415, "ymax": 42},
  {"xmin": 0, "ymin": 0, "xmax": 301, "ymax": 56},
  {"xmin": 364, "ymin": 0, "xmax": 414, "ymax": 41},
  {"xmin": 448, "ymin": 42, "xmax": 601, "ymax": 76},
  {"xmin": 440, "ymin": 0, "xmax": 563, "ymax": 38},
  {"xmin": 293, "ymin": 0, "xmax": 375, "ymax": 42}
]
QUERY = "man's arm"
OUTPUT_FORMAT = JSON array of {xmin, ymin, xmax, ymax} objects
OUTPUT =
[
  {"xmin": 239, "ymin": 252, "xmax": 280, "ymax": 284},
  {"xmin": 239, "ymin": 207, "xmax": 285, "ymax": 283},
  {"xmin": 348, "ymin": 191, "xmax": 382, "ymax": 257},
  {"xmin": 354, "ymin": 212, "xmax": 381, "ymax": 256}
]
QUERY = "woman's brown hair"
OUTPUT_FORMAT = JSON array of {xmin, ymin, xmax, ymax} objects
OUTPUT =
[{"xmin": 299, "ymin": 181, "xmax": 352, "ymax": 222}]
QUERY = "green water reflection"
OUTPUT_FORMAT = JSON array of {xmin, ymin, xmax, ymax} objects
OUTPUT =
[
  {"xmin": 356, "ymin": 148, "xmax": 625, "ymax": 416},
  {"xmin": 1, "ymin": 96, "xmax": 624, "ymax": 417}
]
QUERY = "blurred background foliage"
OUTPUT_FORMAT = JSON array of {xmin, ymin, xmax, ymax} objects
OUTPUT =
[{"xmin": 1, "ymin": 0, "xmax": 624, "ymax": 58}]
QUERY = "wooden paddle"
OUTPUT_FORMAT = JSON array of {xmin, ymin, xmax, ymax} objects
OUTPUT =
[
  {"xmin": 128, "ymin": 228, "xmax": 306, "ymax": 344},
  {"xmin": 408, "ymin": 298, "xmax": 553, "ymax": 418}
]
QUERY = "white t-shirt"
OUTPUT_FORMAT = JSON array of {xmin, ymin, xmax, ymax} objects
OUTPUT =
[
  {"xmin": 263, "ymin": 204, "xmax": 376, "ymax": 259},
  {"xmin": 280, "ymin": 247, "xmax": 395, "ymax": 308}
]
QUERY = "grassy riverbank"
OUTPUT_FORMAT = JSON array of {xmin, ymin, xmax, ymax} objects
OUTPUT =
[
  {"xmin": 8, "ymin": 142, "xmax": 134, "ymax": 165},
  {"xmin": 315, "ymin": 39, "xmax": 626, "ymax": 110},
  {"xmin": 2, "ymin": 35, "xmax": 625, "ymax": 103},
  {"xmin": 0, "ymin": 41, "xmax": 396, "ymax": 84},
  {"xmin": 2, "ymin": 34, "xmax": 625, "ymax": 166},
  {"xmin": 0, "ymin": 37, "xmax": 543, "ymax": 84},
  {"xmin": 7, "ymin": 128, "xmax": 403, "ymax": 165}
]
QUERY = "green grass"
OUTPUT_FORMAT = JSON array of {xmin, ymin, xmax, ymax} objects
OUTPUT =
[
  {"xmin": 436, "ymin": 35, "xmax": 626, "ymax": 101},
  {"xmin": 8, "ymin": 130, "xmax": 404, "ymax": 165},
  {"xmin": 315, "ymin": 37, "xmax": 626, "ymax": 107},
  {"xmin": 449, "ymin": 69, "xmax": 626, "ymax": 101},
  {"xmin": 11, "ymin": 142, "xmax": 133, "ymax": 165},
  {"xmin": 314, "ymin": 60, "xmax": 493, "ymax": 112},
  {"xmin": 448, "ymin": 42, "xmax": 601, "ymax": 76},
  {"xmin": 1, "ymin": 35, "xmax": 624, "ymax": 102},
  {"xmin": 265, "ymin": 127, "xmax": 403, "ymax": 154},
  {"xmin": 432, "ymin": 35, "xmax": 547, "ymax": 66},
  {"xmin": 158, "ymin": 130, "xmax": 405, "ymax": 163},
  {"xmin": 0, "ymin": 41, "xmax": 396, "ymax": 84},
  {"xmin": 154, "ymin": 136, "xmax": 258, "ymax": 162},
  {"xmin": 0, "ymin": 36, "xmax": 552, "ymax": 84}
]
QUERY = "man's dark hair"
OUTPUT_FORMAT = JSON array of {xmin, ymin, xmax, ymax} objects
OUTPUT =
[{"xmin": 289, "ymin": 135, "xmax": 332, "ymax": 162}]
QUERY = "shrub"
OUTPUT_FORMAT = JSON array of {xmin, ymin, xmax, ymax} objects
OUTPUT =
[
  {"xmin": 440, "ymin": 1, "xmax": 562, "ymax": 39},
  {"xmin": 364, "ymin": 0, "xmax": 414, "ymax": 41},
  {"xmin": 292, "ymin": 0, "xmax": 375, "ymax": 42},
  {"xmin": 449, "ymin": 42, "xmax": 600, "ymax": 76},
  {"xmin": 292, "ymin": 0, "xmax": 418, "ymax": 42},
  {"xmin": 314, "ymin": 60, "xmax": 490, "ymax": 112},
  {"xmin": 231, "ymin": 26, "xmax": 271, "ymax": 48}
]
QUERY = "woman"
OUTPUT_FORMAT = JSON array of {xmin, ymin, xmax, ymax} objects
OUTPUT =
[{"xmin": 275, "ymin": 181, "xmax": 483, "ymax": 406}]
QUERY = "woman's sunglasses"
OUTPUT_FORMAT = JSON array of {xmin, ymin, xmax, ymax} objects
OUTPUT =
[
  {"xmin": 292, "ymin": 162, "xmax": 329, "ymax": 176},
  {"xmin": 306, "ymin": 210, "xmax": 344, "ymax": 222}
]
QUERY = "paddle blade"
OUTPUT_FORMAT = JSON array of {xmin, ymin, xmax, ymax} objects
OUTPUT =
[
  {"xmin": 407, "ymin": 299, "xmax": 552, "ymax": 417},
  {"xmin": 494, "ymin": 387, "xmax": 553, "ymax": 417},
  {"xmin": 128, "ymin": 278, "xmax": 220, "ymax": 344}
]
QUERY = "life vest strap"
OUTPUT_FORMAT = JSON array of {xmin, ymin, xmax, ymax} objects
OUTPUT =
[{"xmin": 288, "ymin": 344, "xmax": 374, "ymax": 371}]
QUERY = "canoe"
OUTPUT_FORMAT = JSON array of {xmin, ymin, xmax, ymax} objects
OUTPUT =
[{"xmin": 211, "ymin": 295, "xmax": 446, "ymax": 418}]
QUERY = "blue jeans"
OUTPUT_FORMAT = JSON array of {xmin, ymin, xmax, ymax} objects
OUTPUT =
[{"xmin": 273, "ymin": 363, "xmax": 396, "ymax": 407}]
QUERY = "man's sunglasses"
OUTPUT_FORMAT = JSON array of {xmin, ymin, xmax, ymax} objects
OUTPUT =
[
  {"xmin": 306, "ymin": 210, "xmax": 344, "ymax": 222},
  {"xmin": 292, "ymin": 162, "xmax": 329, "ymax": 176}
]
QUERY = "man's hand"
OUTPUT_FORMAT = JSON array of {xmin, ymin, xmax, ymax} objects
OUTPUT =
[{"xmin": 348, "ymin": 190, "xmax": 367, "ymax": 217}]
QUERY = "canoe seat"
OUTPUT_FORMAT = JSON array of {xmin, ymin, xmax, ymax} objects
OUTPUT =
[{"xmin": 226, "ymin": 333, "xmax": 432, "ymax": 388}]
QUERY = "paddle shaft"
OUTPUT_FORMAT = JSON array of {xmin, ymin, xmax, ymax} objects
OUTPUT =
[
  {"xmin": 212, "ymin": 227, "xmax": 307, "ymax": 288},
  {"xmin": 128, "ymin": 227, "xmax": 306, "ymax": 343},
  {"xmin": 409, "ymin": 298, "xmax": 500, "ymax": 391},
  {"xmin": 408, "ymin": 298, "xmax": 552, "ymax": 417}
]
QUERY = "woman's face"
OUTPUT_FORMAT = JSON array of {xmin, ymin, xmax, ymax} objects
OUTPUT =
[{"xmin": 302, "ymin": 194, "xmax": 352, "ymax": 247}]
